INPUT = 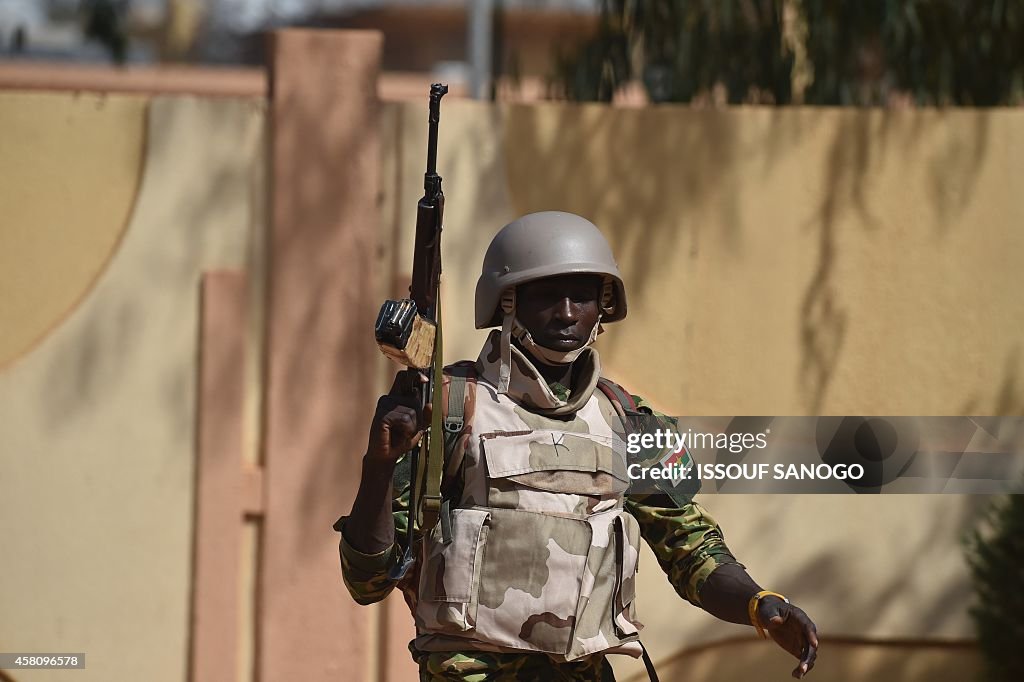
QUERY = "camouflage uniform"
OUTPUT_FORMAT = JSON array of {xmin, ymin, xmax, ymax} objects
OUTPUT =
[{"xmin": 337, "ymin": 332, "xmax": 740, "ymax": 681}]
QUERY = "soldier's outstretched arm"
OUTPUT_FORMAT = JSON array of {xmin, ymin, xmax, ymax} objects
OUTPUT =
[
  {"xmin": 699, "ymin": 563, "xmax": 818, "ymax": 678},
  {"xmin": 625, "ymin": 494, "xmax": 739, "ymax": 607},
  {"xmin": 334, "ymin": 371, "xmax": 428, "ymax": 604},
  {"xmin": 627, "ymin": 494, "xmax": 818, "ymax": 678}
]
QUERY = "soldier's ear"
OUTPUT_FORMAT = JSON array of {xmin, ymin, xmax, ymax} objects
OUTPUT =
[{"xmin": 600, "ymin": 278, "xmax": 615, "ymax": 315}]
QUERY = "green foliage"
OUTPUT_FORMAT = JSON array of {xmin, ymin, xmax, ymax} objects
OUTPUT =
[
  {"xmin": 804, "ymin": 0, "xmax": 1024, "ymax": 105},
  {"xmin": 552, "ymin": 9, "xmax": 633, "ymax": 102},
  {"xmin": 552, "ymin": 0, "xmax": 793, "ymax": 103},
  {"xmin": 82, "ymin": 0, "xmax": 128, "ymax": 64},
  {"xmin": 965, "ymin": 492, "xmax": 1024, "ymax": 681},
  {"xmin": 552, "ymin": 0, "xmax": 1024, "ymax": 105}
]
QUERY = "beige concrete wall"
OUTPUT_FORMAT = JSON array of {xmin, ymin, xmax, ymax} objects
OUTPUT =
[
  {"xmin": 381, "ymin": 101, "xmax": 1024, "ymax": 680},
  {"xmin": 0, "ymin": 93, "xmax": 265, "ymax": 682}
]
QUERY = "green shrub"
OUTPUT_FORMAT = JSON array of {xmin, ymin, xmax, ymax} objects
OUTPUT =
[{"xmin": 965, "ymin": 492, "xmax": 1024, "ymax": 681}]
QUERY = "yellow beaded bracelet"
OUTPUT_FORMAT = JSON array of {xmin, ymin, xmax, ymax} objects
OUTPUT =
[{"xmin": 748, "ymin": 590, "xmax": 790, "ymax": 639}]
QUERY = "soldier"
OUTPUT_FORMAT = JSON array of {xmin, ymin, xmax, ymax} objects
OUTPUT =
[{"xmin": 335, "ymin": 212, "xmax": 818, "ymax": 681}]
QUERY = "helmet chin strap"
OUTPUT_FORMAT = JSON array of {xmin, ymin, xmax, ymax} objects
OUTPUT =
[
  {"xmin": 496, "ymin": 288, "xmax": 602, "ymax": 394},
  {"xmin": 511, "ymin": 316, "xmax": 601, "ymax": 366}
]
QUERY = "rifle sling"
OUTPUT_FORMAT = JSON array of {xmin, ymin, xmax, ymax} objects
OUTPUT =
[{"xmin": 421, "ymin": 295, "xmax": 447, "ymax": 536}]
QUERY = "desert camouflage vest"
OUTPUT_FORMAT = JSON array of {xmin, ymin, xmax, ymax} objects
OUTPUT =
[{"xmin": 412, "ymin": 331, "xmax": 644, "ymax": 661}]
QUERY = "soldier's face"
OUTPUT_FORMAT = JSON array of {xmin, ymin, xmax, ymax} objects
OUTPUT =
[{"xmin": 516, "ymin": 274, "xmax": 603, "ymax": 351}]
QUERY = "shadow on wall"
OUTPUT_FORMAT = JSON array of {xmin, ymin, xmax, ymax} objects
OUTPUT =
[
  {"xmin": 795, "ymin": 496, "xmax": 988, "ymax": 637},
  {"xmin": 501, "ymin": 103, "xmax": 995, "ymax": 413},
  {"xmin": 503, "ymin": 102, "xmax": 748, "ymax": 306},
  {"xmin": 443, "ymin": 104, "xmax": 516, "ymax": 278},
  {"xmin": 41, "ymin": 97, "xmax": 259, "ymax": 444},
  {"xmin": 624, "ymin": 492, "xmax": 991, "ymax": 682},
  {"xmin": 639, "ymin": 635, "xmax": 980, "ymax": 682},
  {"xmin": 961, "ymin": 346, "xmax": 1024, "ymax": 416},
  {"xmin": 0, "ymin": 94, "xmax": 262, "ymax": 682},
  {"xmin": 798, "ymin": 109, "xmax": 992, "ymax": 413},
  {"xmin": 267, "ymin": 56, "xmax": 381, "ymax": 561}
]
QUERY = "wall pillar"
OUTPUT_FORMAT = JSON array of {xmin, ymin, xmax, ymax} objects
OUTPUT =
[{"xmin": 263, "ymin": 28, "xmax": 383, "ymax": 681}]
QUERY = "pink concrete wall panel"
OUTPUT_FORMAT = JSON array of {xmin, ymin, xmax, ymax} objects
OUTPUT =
[
  {"xmin": 192, "ymin": 271, "xmax": 251, "ymax": 682},
  {"xmin": 263, "ymin": 29, "xmax": 383, "ymax": 681},
  {"xmin": 383, "ymin": 593, "xmax": 419, "ymax": 681},
  {"xmin": 0, "ymin": 63, "xmax": 266, "ymax": 97},
  {"xmin": 0, "ymin": 62, "xmax": 460, "ymax": 102}
]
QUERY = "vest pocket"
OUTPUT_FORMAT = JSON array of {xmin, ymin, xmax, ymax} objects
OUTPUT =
[
  {"xmin": 416, "ymin": 508, "xmax": 491, "ymax": 633},
  {"xmin": 563, "ymin": 509, "xmax": 642, "ymax": 660},
  {"xmin": 613, "ymin": 512, "xmax": 643, "ymax": 637},
  {"xmin": 480, "ymin": 430, "xmax": 629, "ymax": 506}
]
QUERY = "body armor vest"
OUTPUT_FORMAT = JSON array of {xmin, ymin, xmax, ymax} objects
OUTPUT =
[{"xmin": 412, "ymin": 366, "xmax": 644, "ymax": 661}]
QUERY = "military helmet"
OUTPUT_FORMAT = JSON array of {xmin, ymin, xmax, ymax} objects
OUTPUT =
[{"xmin": 474, "ymin": 211, "xmax": 628, "ymax": 329}]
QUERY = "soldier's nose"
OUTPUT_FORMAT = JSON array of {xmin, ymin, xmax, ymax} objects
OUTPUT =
[{"xmin": 553, "ymin": 297, "xmax": 577, "ymax": 322}]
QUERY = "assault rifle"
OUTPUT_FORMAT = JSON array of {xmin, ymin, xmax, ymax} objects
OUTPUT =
[{"xmin": 374, "ymin": 83, "xmax": 449, "ymax": 580}]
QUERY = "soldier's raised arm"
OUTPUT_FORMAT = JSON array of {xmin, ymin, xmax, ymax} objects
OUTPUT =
[{"xmin": 333, "ymin": 371, "xmax": 427, "ymax": 604}]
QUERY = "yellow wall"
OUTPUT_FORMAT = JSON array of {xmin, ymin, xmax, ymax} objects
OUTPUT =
[
  {"xmin": 382, "ymin": 100, "xmax": 1023, "ymax": 680},
  {"xmin": 0, "ymin": 93, "xmax": 265, "ymax": 682},
  {"xmin": 0, "ymin": 93, "xmax": 146, "ymax": 369},
  {"xmin": 395, "ymin": 103, "xmax": 1024, "ymax": 415}
]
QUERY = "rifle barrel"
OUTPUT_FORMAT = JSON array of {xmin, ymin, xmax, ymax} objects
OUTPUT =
[{"xmin": 425, "ymin": 84, "xmax": 448, "ymax": 191}]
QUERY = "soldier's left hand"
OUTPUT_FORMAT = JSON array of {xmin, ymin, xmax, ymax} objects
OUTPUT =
[{"xmin": 758, "ymin": 597, "xmax": 818, "ymax": 678}]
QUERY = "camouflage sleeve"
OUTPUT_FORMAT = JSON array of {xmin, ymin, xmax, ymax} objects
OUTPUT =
[
  {"xmin": 625, "ymin": 493, "xmax": 741, "ymax": 608},
  {"xmin": 333, "ymin": 460, "xmax": 411, "ymax": 606},
  {"xmin": 625, "ymin": 393, "xmax": 743, "ymax": 608}
]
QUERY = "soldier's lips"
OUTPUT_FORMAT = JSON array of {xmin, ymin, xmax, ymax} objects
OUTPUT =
[{"xmin": 541, "ymin": 336, "xmax": 583, "ymax": 349}]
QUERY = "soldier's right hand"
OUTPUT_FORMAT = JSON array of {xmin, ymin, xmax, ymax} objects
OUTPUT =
[{"xmin": 366, "ymin": 370, "xmax": 432, "ymax": 464}]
